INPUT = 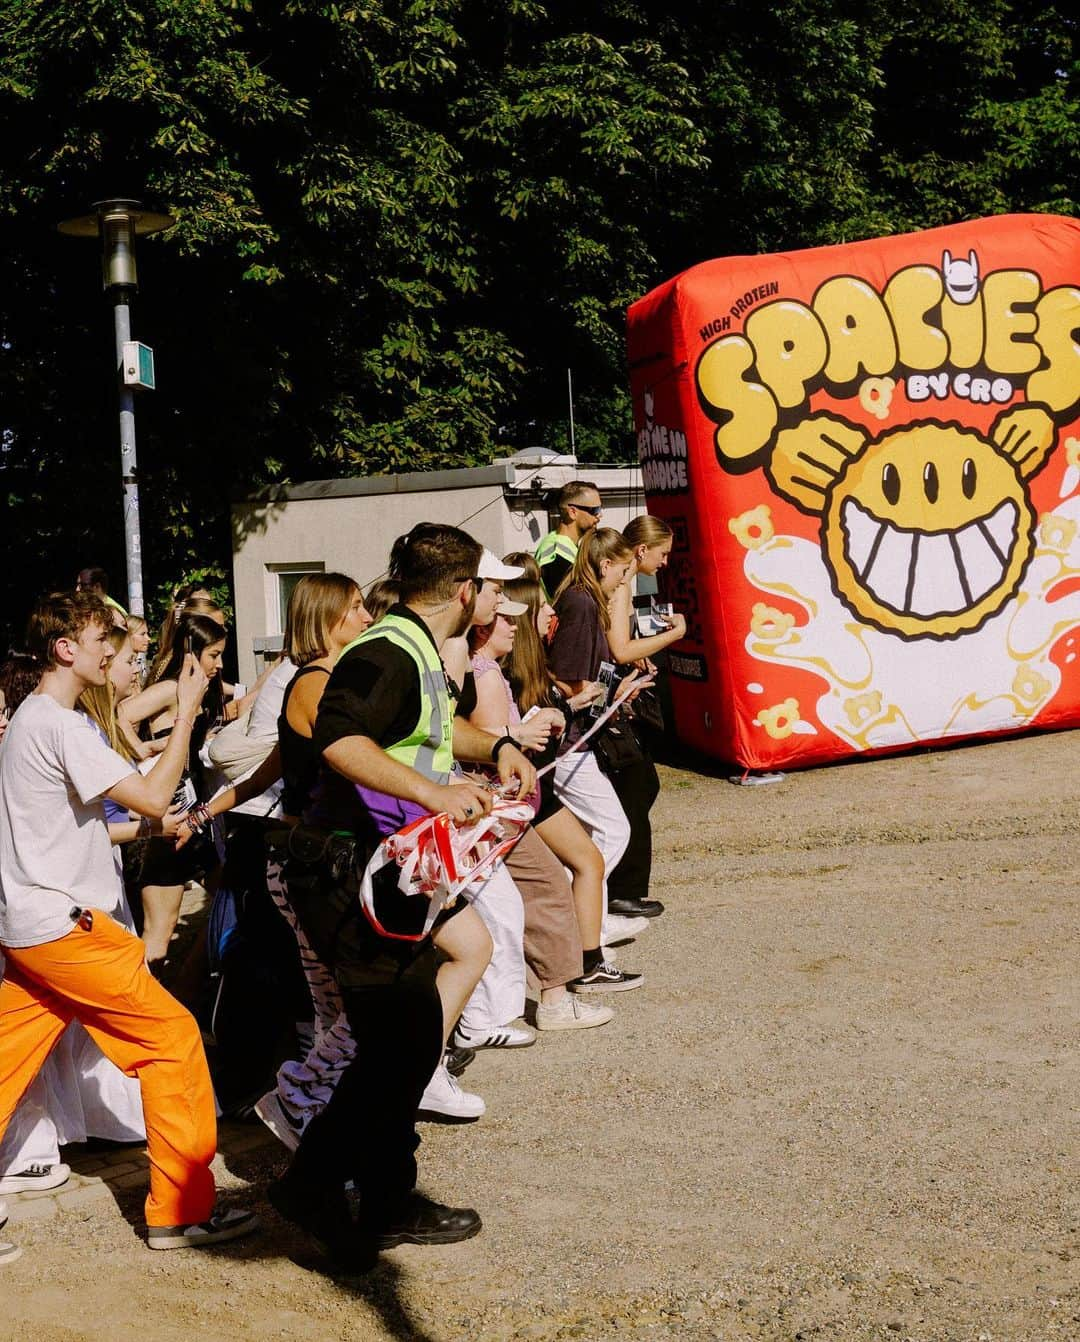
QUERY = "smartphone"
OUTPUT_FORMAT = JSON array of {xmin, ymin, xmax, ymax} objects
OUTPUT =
[
  {"xmin": 520, "ymin": 705, "xmax": 542, "ymax": 724},
  {"xmin": 591, "ymin": 660, "xmax": 617, "ymax": 717}
]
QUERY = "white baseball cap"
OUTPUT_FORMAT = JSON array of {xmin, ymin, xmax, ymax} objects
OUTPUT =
[{"xmin": 477, "ymin": 549, "xmax": 525, "ymax": 582}]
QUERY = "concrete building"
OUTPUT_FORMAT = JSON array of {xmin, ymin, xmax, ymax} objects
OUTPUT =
[{"xmin": 230, "ymin": 449, "xmax": 647, "ymax": 683}]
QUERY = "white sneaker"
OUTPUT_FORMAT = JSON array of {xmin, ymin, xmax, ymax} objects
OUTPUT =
[
  {"xmin": 452, "ymin": 1021, "xmax": 536, "ymax": 1050},
  {"xmin": 0, "ymin": 1199, "xmax": 20, "ymax": 1266},
  {"xmin": 253, "ymin": 1092, "xmax": 307, "ymax": 1153},
  {"xmin": 418, "ymin": 1064, "xmax": 485, "ymax": 1121},
  {"xmin": 603, "ymin": 913, "xmax": 650, "ymax": 945},
  {"xmin": 0, "ymin": 1162, "xmax": 71, "ymax": 1196},
  {"xmin": 535, "ymin": 996, "xmax": 614, "ymax": 1031}
]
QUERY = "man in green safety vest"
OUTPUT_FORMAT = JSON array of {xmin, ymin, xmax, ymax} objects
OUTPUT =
[
  {"xmin": 268, "ymin": 523, "xmax": 536, "ymax": 1272},
  {"xmin": 534, "ymin": 480, "xmax": 603, "ymax": 596},
  {"xmin": 75, "ymin": 567, "xmax": 128, "ymax": 626}
]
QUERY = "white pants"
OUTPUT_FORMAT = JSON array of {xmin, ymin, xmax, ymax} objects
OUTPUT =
[
  {"xmin": 459, "ymin": 863, "xmax": 526, "ymax": 1032},
  {"xmin": 0, "ymin": 1074, "xmax": 59, "ymax": 1169},
  {"xmin": 553, "ymin": 749, "xmax": 631, "ymax": 942}
]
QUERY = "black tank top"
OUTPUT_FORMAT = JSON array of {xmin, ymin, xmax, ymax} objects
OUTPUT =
[{"xmin": 279, "ymin": 665, "xmax": 331, "ymax": 817}]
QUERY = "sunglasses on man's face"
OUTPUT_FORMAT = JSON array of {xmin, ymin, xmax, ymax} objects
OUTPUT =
[
  {"xmin": 572, "ymin": 504, "xmax": 602, "ymax": 516},
  {"xmin": 455, "ymin": 576, "xmax": 487, "ymax": 592}
]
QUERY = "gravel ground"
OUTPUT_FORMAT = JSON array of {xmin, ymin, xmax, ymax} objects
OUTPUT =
[{"xmin": 3, "ymin": 730, "xmax": 1079, "ymax": 1341}]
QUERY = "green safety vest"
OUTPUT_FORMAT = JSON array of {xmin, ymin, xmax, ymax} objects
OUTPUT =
[
  {"xmin": 338, "ymin": 612, "xmax": 454, "ymax": 784},
  {"xmin": 534, "ymin": 531, "xmax": 578, "ymax": 569}
]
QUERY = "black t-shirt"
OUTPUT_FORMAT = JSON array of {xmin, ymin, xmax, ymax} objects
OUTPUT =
[
  {"xmin": 539, "ymin": 554, "xmax": 573, "ymax": 597},
  {"xmin": 548, "ymin": 587, "xmax": 611, "ymax": 683},
  {"xmin": 451, "ymin": 669, "xmax": 477, "ymax": 721}
]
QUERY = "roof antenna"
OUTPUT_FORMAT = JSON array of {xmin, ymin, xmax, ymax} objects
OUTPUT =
[{"xmin": 567, "ymin": 367, "xmax": 576, "ymax": 457}]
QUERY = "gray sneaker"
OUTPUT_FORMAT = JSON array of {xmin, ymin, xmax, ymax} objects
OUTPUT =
[
  {"xmin": 147, "ymin": 1206, "xmax": 260, "ymax": 1250},
  {"xmin": 0, "ymin": 1198, "xmax": 21, "ymax": 1265}
]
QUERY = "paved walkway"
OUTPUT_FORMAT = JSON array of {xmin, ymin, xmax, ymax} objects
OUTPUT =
[{"xmin": 4, "ymin": 1121, "xmax": 276, "ymax": 1225}]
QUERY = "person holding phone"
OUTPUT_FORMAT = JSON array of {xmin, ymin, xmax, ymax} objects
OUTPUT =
[
  {"xmin": 547, "ymin": 529, "xmax": 651, "ymax": 965},
  {"xmin": 600, "ymin": 514, "xmax": 687, "ymax": 920},
  {"xmin": 119, "ymin": 612, "xmax": 228, "ymax": 965}
]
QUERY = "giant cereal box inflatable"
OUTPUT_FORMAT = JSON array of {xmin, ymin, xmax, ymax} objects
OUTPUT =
[{"xmin": 627, "ymin": 214, "xmax": 1080, "ymax": 769}]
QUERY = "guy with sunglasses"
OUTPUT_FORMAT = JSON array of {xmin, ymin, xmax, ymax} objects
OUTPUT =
[{"xmin": 534, "ymin": 481, "xmax": 603, "ymax": 597}]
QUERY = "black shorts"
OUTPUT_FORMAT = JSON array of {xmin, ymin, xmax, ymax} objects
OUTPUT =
[
  {"xmin": 534, "ymin": 771, "xmax": 563, "ymax": 825},
  {"xmin": 139, "ymin": 831, "xmax": 218, "ymax": 888}
]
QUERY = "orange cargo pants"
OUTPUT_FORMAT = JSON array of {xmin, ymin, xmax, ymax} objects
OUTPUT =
[{"xmin": 0, "ymin": 912, "xmax": 217, "ymax": 1227}]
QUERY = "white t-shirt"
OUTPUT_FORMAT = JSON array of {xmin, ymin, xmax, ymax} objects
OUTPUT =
[
  {"xmin": 0, "ymin": 693, "xmax": 134, "ymax": 948},
  {"xmin": 219, "ymin": 656, "xmax": 295, "ymax": 820}
]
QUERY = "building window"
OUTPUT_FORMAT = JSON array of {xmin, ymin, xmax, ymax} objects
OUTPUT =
[{"xmin": 267, "ymin": 564, "xmax": 325, "ymax": 632}]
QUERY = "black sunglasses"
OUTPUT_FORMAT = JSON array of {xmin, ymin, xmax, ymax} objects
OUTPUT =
[
  {"xmin": 454, "ymin": 576, "xmax": 487, "ymax": 591},
  {"xmin": 571, "ymin": 503, "xmax": 602, "ymax": 516}
]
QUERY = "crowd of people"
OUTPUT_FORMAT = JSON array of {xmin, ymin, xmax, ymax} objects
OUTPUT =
[{"xmin": 0, "ymin": 483, "xmax": 687, "ymax": 1271}]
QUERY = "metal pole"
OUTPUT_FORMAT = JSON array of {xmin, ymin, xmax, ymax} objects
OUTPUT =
[
  {"xmin": 60, "ymin": 200, "xmax": 173, "ymax": 620},
  {"xmin": 112, "ymin": 292, "xmax": 144, "ymax": 616},
  {"xmin": 567, "ymin": 367, "xmax": 576, "ymax": 455}
]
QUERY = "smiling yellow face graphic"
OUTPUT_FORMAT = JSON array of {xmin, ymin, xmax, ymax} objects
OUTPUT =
[{"xmin": 767, "ymin": 408, "xmax": 1056, "ymax": 640}]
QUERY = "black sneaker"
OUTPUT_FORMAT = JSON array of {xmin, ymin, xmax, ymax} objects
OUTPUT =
[
  {"xmin": 147, "ymin": 1206, "xmax": 259, "ymax": 1250},
  {"xmin": 444, "ymin": 1045, "xmax": 476, "ymax": 1078},
  {"xmin": 568, "ymin": 961, "xmax": 644, "ymax": 993},
  {"xmin": 607, "ymin": 897, "xmax": 665, "ymax": 919},
  {"xmin": 268, "ymin": 1176, "xmax": 376, "ymax": 1271},
  {"xmin": 368, "ymin": 1192, "xmax": 482, "ymax": 1249}
]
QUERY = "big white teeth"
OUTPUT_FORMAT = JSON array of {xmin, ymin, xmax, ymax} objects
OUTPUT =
[{"xmin": 841, "ymin": 497, "xmax": 1019, "ymax": 618}]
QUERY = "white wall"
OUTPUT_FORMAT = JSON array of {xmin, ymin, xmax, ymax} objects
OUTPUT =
[{"xmin": 231, "ymin": 463, "xmax": 645, "ymax": 682}]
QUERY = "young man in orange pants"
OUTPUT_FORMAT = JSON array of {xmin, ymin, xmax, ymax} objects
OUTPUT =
[{"xmin": 0, "ymin": 592, "xmax": 258, "ymax": 1263}]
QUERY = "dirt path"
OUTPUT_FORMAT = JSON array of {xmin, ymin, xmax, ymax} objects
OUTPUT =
[{"xmin": 4, "ymin": 730, "xmax": 1079, "ymax": 1341}]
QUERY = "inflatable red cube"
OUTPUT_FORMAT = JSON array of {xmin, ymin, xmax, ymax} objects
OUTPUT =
[{"xmin": 627, "ymin": 214, "xmax": 1080, "ymax": 768}]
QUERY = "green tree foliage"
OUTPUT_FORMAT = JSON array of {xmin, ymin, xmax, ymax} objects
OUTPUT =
[{"xmin": 0, "ymin": 0, "xmax": 1074, "ymax": 647}]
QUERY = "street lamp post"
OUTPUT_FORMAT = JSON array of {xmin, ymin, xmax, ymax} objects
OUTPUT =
[{"xmin": 58, "ymin": 198, "xmax": 174, "ymax": 617}]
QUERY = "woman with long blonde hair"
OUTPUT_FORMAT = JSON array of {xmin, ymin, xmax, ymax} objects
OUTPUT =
[
  {"xmin": 595, "ymin": 514, "xmax": 687, "ymax": 920},
  {"xmin": 509, "ymin": 540, "xmax": 648, "ymax": 986}
]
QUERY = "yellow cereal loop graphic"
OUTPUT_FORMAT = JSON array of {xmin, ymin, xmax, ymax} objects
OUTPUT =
[
  {"xmin": 1012, "ymin": 665, "xmax": 1052, "ymax": 704},
  {"xmin": 1038, "ymin": 514, "xmax": 1077, "ymax": 552},
  {"xmin": 1066, "ymin": 437, "xmax": 1080, "ymax": 468},
  {"xmin": 843, "ymin": 690, "xmax": 883, "ymax": 727},
  {"xmin": 750, "ymin": 602, "xmax": 795, "ymax": 640},
  {"xmin": 859, "ymin": 376, "xmax": 895, "ymax": 421},
  {"xmin": 755, "ymin": 697, "xmax": 800, "ymax": 739},
  {"xmin": 728, "ymin": 504, "xmax": 774, "ymax": 550}
]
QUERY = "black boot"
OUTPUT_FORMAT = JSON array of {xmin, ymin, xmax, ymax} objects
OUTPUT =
[{"xmin": 365, "ymin": 1191, "xmax": 482, "ymax": 1249}]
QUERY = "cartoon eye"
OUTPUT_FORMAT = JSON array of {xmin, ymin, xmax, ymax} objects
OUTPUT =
[
  {"xmin": 923, "ymin": 461, "xmax": 939, "ymax": 504},
  {"xmin": 962, "ymin": 458, "xmax": 977, "ymax": 499},
  {"xmin": 882, "ymin": 462, "xmax": 901, "ymax": 506}
]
